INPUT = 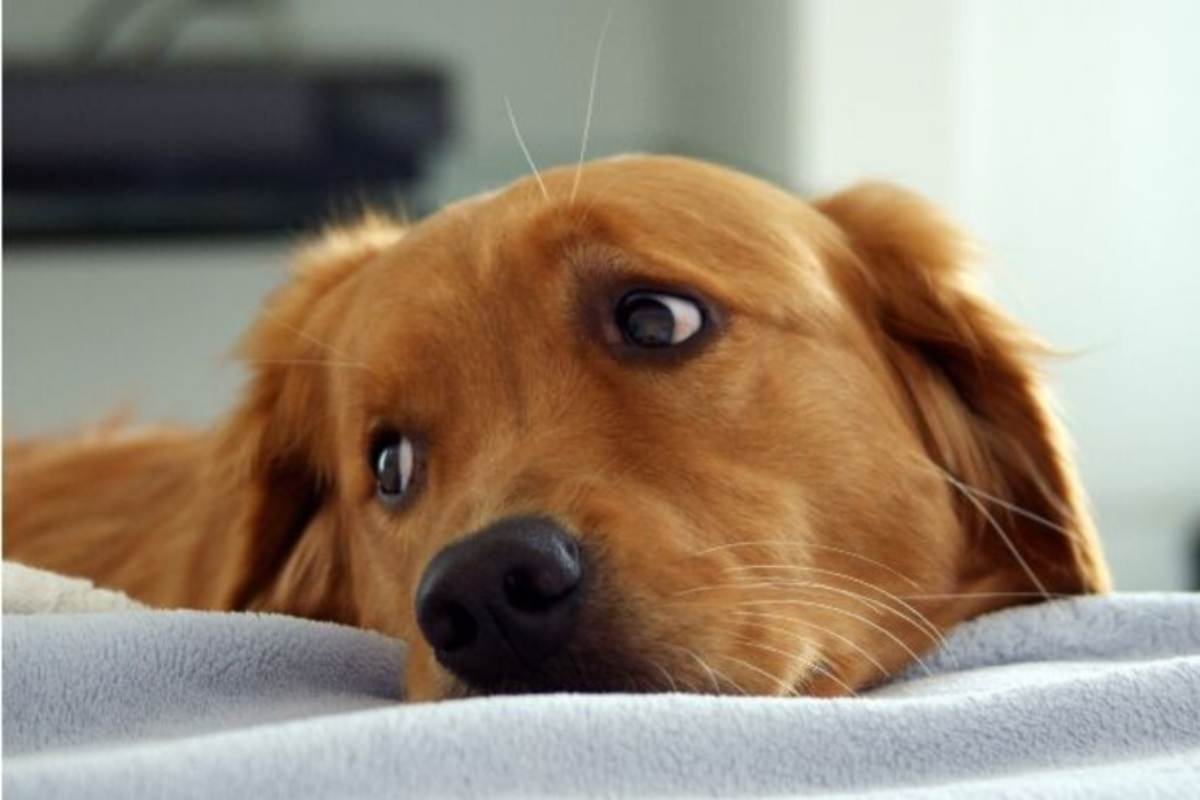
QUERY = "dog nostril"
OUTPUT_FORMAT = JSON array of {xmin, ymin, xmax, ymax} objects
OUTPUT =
[
  {"xmin": 424, "ymin": 602, "xmax": 478, "ymax": 652},
  {"xmin": 503, "ymin": 533, "xmax": 582, "ymax": 613},
  {"xmin": 503, "ymin": 566, "xmax": 574, "ymax": 612}
]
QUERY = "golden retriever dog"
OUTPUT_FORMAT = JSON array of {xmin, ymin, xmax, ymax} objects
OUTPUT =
[{"xmin": 3, "ymin": 156, "xmax": 1109, "ymax": 701}]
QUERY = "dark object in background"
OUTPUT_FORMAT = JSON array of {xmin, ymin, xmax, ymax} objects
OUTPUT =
[
  {"xmin": 3, "ymin": 63, "xmax": 451, "ymax": 240},
  {"xmin": 1191, "ymin": 516, "xmax": 1200, "ymax": 591}
]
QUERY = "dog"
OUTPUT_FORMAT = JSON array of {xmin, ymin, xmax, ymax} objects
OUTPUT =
[{"xmin": 3, "ymin": 155, "xmax": 1109, "ymax": 701}]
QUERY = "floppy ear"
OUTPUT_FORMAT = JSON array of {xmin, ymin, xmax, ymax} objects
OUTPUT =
[
  {"xmin": 203, "ymin": 214, "xmax": 406, "ymax": 616},
  {"xmin": 816, "ymin": 184, "xmax": 1109, "ymax": 597}
]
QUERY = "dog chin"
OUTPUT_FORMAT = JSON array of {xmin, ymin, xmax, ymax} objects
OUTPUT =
[{"xmin": 436, "ymin": 650, "xmax": 676, "ymax": 699}]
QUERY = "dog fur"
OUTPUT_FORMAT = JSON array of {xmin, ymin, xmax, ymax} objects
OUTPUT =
[{"xmin": 3, "ymin": 156, "xmax": 1109, "ymax": 700}]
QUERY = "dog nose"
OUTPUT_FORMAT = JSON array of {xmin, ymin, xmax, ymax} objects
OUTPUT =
[{"xmin": 414, "ymin": 516, "xmax": 584, "ymax": 687}]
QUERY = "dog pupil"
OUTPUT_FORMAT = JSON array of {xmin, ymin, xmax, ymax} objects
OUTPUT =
[
  {"xmin": 619, "ymin": 296, "xmax": 674, "ymax": 347},
  {"xmin": 376, "ymin": 443, "xmax": 403, "ymax": 496}
]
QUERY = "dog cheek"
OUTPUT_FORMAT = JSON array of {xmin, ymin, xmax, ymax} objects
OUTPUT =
[
  {"xmin": 402, "ymin": 641, "xmax": 450, "ymax": 702},
  {"xmin": 571, "ymin": 498, "xmax": 740, "ymax": 678}
]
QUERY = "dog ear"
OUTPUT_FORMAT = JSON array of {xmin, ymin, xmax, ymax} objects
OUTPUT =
[
  {"xmin": 816, "ymin": 184, "xmax": 1109, "ymax": 598},
  {"xmin": 204, "ymin": 214, "xmax": 406, "ymax": 614}
]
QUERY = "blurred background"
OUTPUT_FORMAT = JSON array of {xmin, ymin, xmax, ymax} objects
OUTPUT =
[{"xmin": 4, "ymin": 0, "xmax": 1198, "ymax": 589}]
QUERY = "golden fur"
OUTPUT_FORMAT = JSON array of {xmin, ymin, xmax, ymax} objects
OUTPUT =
[{"xmin": 4, "ymin": 156, "xmax": 1109, "ymax": 700}]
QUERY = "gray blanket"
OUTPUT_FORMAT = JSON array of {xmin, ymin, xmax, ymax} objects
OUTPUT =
[{"xmin": 4, "ymin": 594, "xmax": 1200, "ymax": 798}]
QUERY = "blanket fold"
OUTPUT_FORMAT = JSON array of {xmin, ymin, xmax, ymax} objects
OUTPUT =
[{"xmin": 4, "ymin": 594, "xmax": 1199, "ymax": 799}]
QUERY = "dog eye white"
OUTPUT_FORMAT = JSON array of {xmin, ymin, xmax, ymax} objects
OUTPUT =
[
  {"xmin": 373, "ymin": 434, "xmax": 415, "ymax": 504},
  {"xmin": 615, "ymin": 292, "xmax": 704, "ymax": 348}
]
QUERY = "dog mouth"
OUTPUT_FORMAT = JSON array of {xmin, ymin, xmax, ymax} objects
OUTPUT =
[
  {"xmin": 435, "ymin": 614, "xmax": 760, "ymax": 698},
  {"xmin": 423, "ymin": 591, "xmax": 782, "ymax": 699},
  {"xmin": 434, "ymin": 628, "xmax": 817, "ymax": 698},
  {"xmin": 440, "ymin": 641, "xmax": 675, "ymax": 698}
]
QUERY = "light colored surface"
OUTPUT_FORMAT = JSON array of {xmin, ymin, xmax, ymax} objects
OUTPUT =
[
  {"xmin": 957, "ymin": 0, "xmax": 1200, "ymax": 531},
  {"xmin": 5, "ymin": 594, "xmax": 1199, "ymax": 797},
  {"xmin": 4, "ymin": 240, "xmax": 287, "ymax": 434},
  {"xmin": 795, "ymin": 0, "xmax": 966, "ymax": 206},
  {"xmin": 2, "ymin": 561, "xmax": 144, "ymax": 613},
  {"xmin": 793, "ymin": 0, "xmax": 1200, "ymax": 588},
  {"xmin": 796, "ymin": 0, "xmax": 1200, "ymax": 501}
]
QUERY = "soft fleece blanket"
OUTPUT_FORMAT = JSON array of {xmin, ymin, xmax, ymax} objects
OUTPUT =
[{"xmin": 3, "ymin": 568, "xmax": 1199, "ymax": 799}]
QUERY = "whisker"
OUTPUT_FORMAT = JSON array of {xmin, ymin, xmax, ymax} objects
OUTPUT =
[
  {"xmin": 898, "ymin": 591, "xmax": 1069, "ymax": 600},
  {"xmin": 906, "ymin": 453, "xmax": 1090, "ymax": 547},
  {"xmin": 733, "ymin": 597, "xmax": 933, "ymax": 676},
  {"xmin": 712, "ymin": 652, "xmax": 800, "ymax": 697},
  {"xmin": 676, "ymin": 578, "xmax": 945, "ymax": 654},
  {"xmin": 732, "ymin": 610, "xmax": 890, "ymax": 677},
  {"xmin": 504, "ymin": 95, "xmax": 549, "ymax": 202},
  {"xmin": 258, "ymin": 309, "xmax": 365, "ymax": 367},
  {"xmin": 720, "ymin": 564, "xmax": 946, "ymax": 650},
  {"xmin": 727, "ymin": 633, "xmax": 858, "ymax": 697},
  {"xmin": 681, "ymin": 540, "xmax": 923, "ymax": 590},
  {"xmin": 950, "ymin": 479, "xmax": 1089, "ymax": 546},
  {"xmin": 650, "ymin": 659, "xmax": 680, "ymax": 693},
  {"xmin": 942, "ymin": 471, "xmax": 1051, "ymax": 600},
  {"xmin": 672, "ymin": 645, "xmax": 724, "ymax": 694},
  {"xmin": 569, "ymin": 7, "xmax": 613, "ymax": 204},
  {"xmin": 666, "ymin": 644, "xmax": 747, "ymax": 696}
]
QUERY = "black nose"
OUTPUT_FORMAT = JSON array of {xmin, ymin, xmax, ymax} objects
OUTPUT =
[{"xmin": 414, "ymin": 516, "xmax": 584, "ymax": 687}]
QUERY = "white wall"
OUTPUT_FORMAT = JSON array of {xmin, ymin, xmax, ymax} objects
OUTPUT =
[
  {"xmin": 795, "ymin": 0, "xmax": 965, "ymax": 205},
  {"xmin": 3, "ymin": 241, "xmax": 287, "ymax": 434},
  {"xmin": 962, "ymin": 0, "xmax": 1200, "ymax": 589},
  {"xmin": 796, "ymin": 0, "xmax": 1200, "ymax": 588}
]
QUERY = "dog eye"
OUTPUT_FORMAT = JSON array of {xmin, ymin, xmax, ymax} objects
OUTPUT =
[
  {"xmin": 615, "ymin": 291, "xmax": 704, "ymax": 348},
  {"xmin": 371, "ymin": 433, "xmax": 417, "ymax": 507}
]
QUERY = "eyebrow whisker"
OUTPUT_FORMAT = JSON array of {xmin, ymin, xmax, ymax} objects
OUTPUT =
[
  {"xmin": 570, "ymin": 8, "xmax": 613, "ymax": 204},
  {"xmin": 504, "ymin": 95, "xmax": 549, "ymax": 202}
]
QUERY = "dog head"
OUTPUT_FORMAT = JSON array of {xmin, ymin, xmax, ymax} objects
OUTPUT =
[{"xmin": 210, "ymin": 156, "xmax": 1108, "ymax": 700}]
